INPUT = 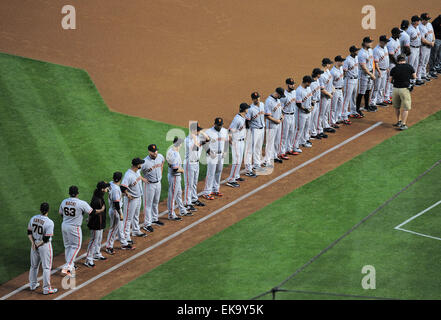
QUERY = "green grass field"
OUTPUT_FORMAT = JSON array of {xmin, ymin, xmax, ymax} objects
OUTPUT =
[
  {"xmin": 104, "ymin": 110, "xmax": 441, "ymax": 300},
  {"xmin": 0, "ymin": 52, "xmax": 207, "ymax": 285}
]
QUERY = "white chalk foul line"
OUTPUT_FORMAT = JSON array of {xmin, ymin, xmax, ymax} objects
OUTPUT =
[{"xmin": 1, "ymin": 121, "xmax": 381, "ymax": 300}]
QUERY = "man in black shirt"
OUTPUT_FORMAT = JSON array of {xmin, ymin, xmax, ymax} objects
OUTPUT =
[
  {"xmin": 429, "ymin": 14, "xmax": 441, "ymax": 75},
  {"xmin": 389, "ymin": 55, "xmax": 417, "ymax": 130}
]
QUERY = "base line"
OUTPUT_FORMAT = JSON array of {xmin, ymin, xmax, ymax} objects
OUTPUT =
[
  {"xmin": 395, "ymin": 227, "xmax": 441, "ymax": 242},
  {"xmin": 394, "ymin": 200, "xmax": 441, "ymax": 230},
  {"xmin": 1, "ymin": 122, "xmax": 381, "ymax": 300}
]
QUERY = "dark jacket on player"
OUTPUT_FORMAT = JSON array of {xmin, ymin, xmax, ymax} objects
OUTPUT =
[
  {"xmin": 87, "ymin": 189, "xmax": 107, "ymax": 230},
  {"xmin": 433, "ymin": 15, "xmax": 441, "ymax": 40}
]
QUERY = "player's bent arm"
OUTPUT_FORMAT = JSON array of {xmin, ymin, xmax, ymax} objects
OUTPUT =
[{"xmin": 265, "ymin": 114, "xmax": 279, "ymax": 124}]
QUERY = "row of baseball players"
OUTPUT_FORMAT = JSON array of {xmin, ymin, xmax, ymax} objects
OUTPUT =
[{"xmin": 26, "ymin": 12, "xmax": 439, "ymax": 295}]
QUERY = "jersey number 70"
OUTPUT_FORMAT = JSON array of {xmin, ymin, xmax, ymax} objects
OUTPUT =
[{"xmin": 63, "ymin": 207, "xmax": 76, "ymax": 217}]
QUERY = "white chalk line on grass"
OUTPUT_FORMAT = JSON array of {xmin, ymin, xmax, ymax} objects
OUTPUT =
[
  {"xmin": 394, "ymin": 200, "xmax": 441, "ymax": 241},
  {"xmin": 1, "ymin": 121, "xmax": 382, "ymax": 300}
]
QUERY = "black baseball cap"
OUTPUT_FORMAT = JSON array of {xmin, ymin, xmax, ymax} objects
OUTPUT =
[
  {"xmin": 132, "ymin": 157, "xmax": 145, "ymax": 166},
  {"xmin": 148, "ymin": 144, "xmax": 158, "ymax": 152},
  {"xmin": 334, "ymin": 55, "xmax": 345, "ymax": 62},
  {"xmin": 214, "ymin": 117, "xmax": 224, "ymax": 126},
  {"xmin": 239, "ymin": 102, "xmax": 250, "ymax": 112},
  {"xmin": 275, "ymin": 87, "xmax": 285, "ymax": 98},
  {"xmin": 401, "ymin": 20, "xmax": 409, "ymax": 29},
  {"xmin": 251, "ymin": 91, "xmax": 260, "ymax": 100},
  {"xmin": 285, "ymin": 77, "xmax": 295, "ymax": 85},
  {"xmin": 391, "ymin": 27, "xmax": 402, "ymax": 35},
  {"xmin": 312, "ymin": 68, "xmax": 324, "ymax": 76},
  {"xmin": 96, "ymin": 181, "xmax": 110, "ymax": 190},
  {"xmin": 113, "ymin": 171, "xmax": 122, "ymax": 182},
  {"xmin": 40, "ymin": 202, "xmax": 49, "ymax": 214},
  {"xmin": 69, "ymin": 185, "xmax": 79, "ymax": 197},
  {"xmin": 421, "ymin": 13, "xmax": 431, "ymax": 21},
  {"xmin": 363, "ymin": 36, "xmax": 373, "ymax": 43},
  {"xmin": 322, "ymin": 58, "xmax": 333, "ymax": 65},
  {"xmin": 411, "ymin": 15, "xmax": 421, "ymax": 22},
  {"xmin": 349, "ymin": 45, "xmax": 361, "ymax": 53},
  {"xmin": 302, "ymin": 75, "xmax": 313, "ymax": 83},
  {"xmin": 379, "ymin": 35, "xmax": 390, "ymax": 42}
]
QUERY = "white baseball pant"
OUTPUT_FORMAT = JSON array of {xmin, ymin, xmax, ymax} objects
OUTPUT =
[
  {"xmin": 418, "ymin": 46, "xmax": 431, "ymax": 80},
  {"xmin": 358, "ymin": 74, "xmax": 373, "ymax": 95},
  {"xmin": 408, "ymin": 46, "xmax": 420, "ymax": 83},
  {"xmin": 244, "ymin": 128, "xmax": 264, "ymax": 172},
  {"xmin": 309, "ymin": 101, "xmax": 320, "ymax": 136},
  {"xmin": 203, "ymin": 154, "xmax": 224, "ymax": 194},
  {"xmin": 292, "ymin": 110, "xmax": 309, "ymax": 149},
  {"xmin": 280, "ymin": 113, "xmax": 295, "ymax": 154},
  {"xmin": 61, "ymin": 223, "xmax": 82, "ymax": 272},
  {"xmin": 385, "ymin": 65, "xmax": 395, "ymax": 101},
  {"xmin": 330, "ymin": 88, "xmax": 343, "ymax": 125},
  {"xmin": 227, "ymin": 139, "xmax": 245, "ymax": 182},
  {"xmin": 318, "ymin": 96, "xmax": 331, "ymax": 132},
  {"xmin": 123, "ymin": 196, "xmax": 141, "ymax": 242},
  {"xmin": 371, "ymin": 69, "xmax": 388, "ymax": 105},
  {"xmin": 29, "ymin": 242, "xmax": 53, "ymax": 293},
  {"xmin": 343, "ymin": 78, "xmax": 358, "ymax": 117},
  {"xmin": 106, "ymin": 207, "xmax": 126, "ymax": 248},
  {"xmin": 85, "ymin": 229, "xmax": 103, "ymax": 263},
  {"xmin": 142, "ymin": 181, "xmax": 161, "ymax": 226},
  {"xmin": 184, "ymin": 162, "xmax": 199, "ymax": 206},
  {"xmin": 167, "ymin": 173, "xmax": 186, "ymax": 217},
  {"xmin": 264, "ymin": 125, "xmax": 280, "ymax": 164}
]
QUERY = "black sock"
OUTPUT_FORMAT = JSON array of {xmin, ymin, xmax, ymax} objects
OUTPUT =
[
  {"xmin": 364, "ymin": 90, "xmax": 371, "ymax": 108},
  {"xmin": 356, "ymin": 94, "xmax": 363, "ymax": 112}
]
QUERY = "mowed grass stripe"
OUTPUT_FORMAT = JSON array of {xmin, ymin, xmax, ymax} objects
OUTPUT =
[{"xmin": 103, "ymin": 110, "xmax": 441, "ymax": 300}]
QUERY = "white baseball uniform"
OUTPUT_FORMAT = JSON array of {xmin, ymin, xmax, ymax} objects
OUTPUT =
[
  {"xmin": 358, "ymin": 47, "xmax": 374, "ymax": 95},
  {"xmin": 105, "ymin": 181, "xmax": 126, "ymax": 249},
  {"xmin": 28, "ymin": 214, "xmax": 54, "ymax": 293},
  {"xmin": 293, "ymin": 85, "xmax": 313, "ymax": 149},
  {"xmin": 330, "ymin": 65, "xmax": 344, "ymax": 125},
  {"xmin": 385, "ymin": 37, "xmax": 401, "ymax": 100},
  {"xmin": 406, "ymin": 24, "xmax": 421, "ymax": 83},
  {"xmin": 400, "ymin": 28, "xmax": 411, "ymax": 63},
  {"xmin": 343, "ymin": 54, "xmax": 359, "ymax": 117},
  {"xmin": 202, "ymin": 126, "xmax": 229, "ymax": 195},
  {"xmin": 121, "ymin": 168, "xmax": 143, "ymax": 241},
  {"xmin": 371, "ymin": 44, "xmax": 390, "ymax": 105},
  {"xmin": 418, "ymin": 23, "xmax": 433, "ymax": 80},
  {"xmin": 244, "ymin": 102, "xmax": 265, "ymax": 172},
  {"xmin": 141, "ymin": 153, "xmax": 164, "ymax": 226},
  {"xmin": 263, "ymin": 95, "xmax": 282, "ymax": 164},
  {"xmin": 309, "ymin": 78, "xmax": 322, "ymax": 136},
  {"xmin": 59, "ymin": 197, "xmax": 93, "ymax": 273},
  {"xmin": 318, "ymin": 69, "xmax": 333, "ymax": 131},
  {"xmin": 279, "ymin": 89, "xmax": 297, "ymax": 155},
  {"xmin": 183, "ymin": 133, "xmax": 204, "ymax": 206},
  {"xmin": 167, "ymin": 148, "xmax": 186, "ymax": 217},
  {"xmin": 227, "ymin": 114, "xmax": 247, "ymax": 182}
]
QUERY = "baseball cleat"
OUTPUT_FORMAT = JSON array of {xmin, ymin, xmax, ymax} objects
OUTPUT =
[
  {"xmin": 274, "ymin": 158, "xmax": 283, "ymax": 163},
  {"xmin": 185, "ymin": 204, "xmax": 198, "ymax": 212},
  {"xmin": 279, "ymin": 154, "xmax": 289, "ymax": 160},
  {"xmin": 94, "ymin": 255, "xmax": 107, "ymax": 261},
  {"xmin": 168, "ymin": 216, "xmax": 182, "ymax": 221},
  {"xmin": 226, "ymin": 181, "xmax": 239, "ymax": 188},
  {"xmin": 319, "ymin": 133, "xmax": 328, "ymax": 138},
  {"xmin": 343, "ymin": 120, "xmax": 352, "ymax": 125},
  {"xmin": 331, "ymin": 124, "xmax": 340, "ymax": 129},
  {"xmin": 393, "ymin": 120, "xmax": 402, "ymax": 127},
  {"xmin": 83, "ymin": 261, "xmax": 96, "ymax": 268},
  {"xmin": 30, "ymin": 283, "xmax": 40, "ymax": 291},
  {"xmin": 245, "ymin": 172, "xmax": 258, "ymax": 177},
  {"xmin": 201, "ymin": 194, "xmax": 215, "ymax": 200},
  {"xmin": 180, "ymin": 211, "xmax": 193, "ymax": 217},
  {"xmin": 236, "ymin": 177, "xmax": 245, "ymax": 182},
  {"xmin": 152, "ymin": 220, "xmax": 165, "ymax": 226},
  {"xmin": 105, "ymin": 247, "xmax": 115, "ymax": 255},
  {"xmin": 121, "ymin": 244, "xmax": 136, "ymax": 250},
  {"xmin": 415, "ymin": 80, "xmax": 425, "ymax": 86},
  {"xmin": 127, "ymin": 240, "xmax": 134, "ymax": 245},
  {"xmin": 211, "ymin": 192, "xmax": 223, "ymax": 197},
  {"xmin": 302, "ymin": 142, "xmax": 312, "ymax": 148},
  {"xmin": 43, "ymin": 288, "xmax": 58, "ymax": 295},
  {"xmin": 142, "ymin": 225, "xmax": 154, "ymax": 233},
  {"xmin": 324, "ymin": 127, "xmax": 336, "ymax": 133},
  {"xmin": 399, "ymin": 124, "xmax": 408, "ymax": 130},
  {"xmin": 310, "ymin": 135, "xmax": 321, "ymax": 140},
  {"xmin": 192, "ymin": 200, "xmax": 206, "ymax": 207},
  {"xmin": 133, "ymin": 232, "xmax": 147, "ymax": 238},
  {"xmin": 293, "ymin": 148, "xmax": 302, "ymax": 153}
]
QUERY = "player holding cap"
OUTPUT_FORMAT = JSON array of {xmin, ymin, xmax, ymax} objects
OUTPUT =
[
  {"xmin": 28, "ymin": 202, "xmax": 57, "ymax": 295},
  {"xmin": 244, "ymin": 91, "xmax": 265, "ymax": 177},
  {"xmin": 202, "ymin": 118, "xmax": 229, "ymax": 199},
  {"xmin": 294, "ymin": 76, "xmax": 313, "ymax": 152},
  {"xmin": 279, "ymin": 78, "xmax": 297, "ymax": 158},
  {"xmin": 318, "ymin": 58, "xmax": 335, "ymax": 136},
  {"xmin": 309, "ymin": 68, "xmax": 325, "ymax": 140},
  {"xmin": 105, "ymin": 171, "xmax": 129, "ymax": 254},
  {"xmin": 121, "ymin": 158, "xmax": 147, "ymax": 248},
  {"xmin": 226, "ymin": 103, "xmax": 249, "ymax": 188},
  {"xmin": 356, "ymin": 36, "xmax": 376, "ymax": 116},
  {"xmin": 141, "ymin": 144, "xmax": 165, "ymax": 233},
  {"xmin": 407, "ymin": 15, "xmax": 424, "ymax": 86},
  {"xmin": 385, "ymin": 28, "xmax": 403, "ymax": 104},
  {"xmin": 418, "ymin": 13, "xmax": 435, "ymax": 82},
  {"xmin": 330, "ymin": 55, "xmax": 345, "ymax": 127},
  {"xmin": 263, "ymin": 88, "xmax": 285, "ymax": 167},
  {"xmin": 371, "ymin": 35, "xmax": 390, "ymax": 107},
  {"xmin": 59, "ymin": 186, "xmax": 104, "ymax": 276},
  {"xmin": 183, "ymin": 123, "xmax": 210, "ymax": 210},
  {"xmin": 167, "ymin": 137, "xmax": 190, "ymax": 220},
  {"xmin": 343, "ymin": 46, "xmax": 360, "ymax": 121}
]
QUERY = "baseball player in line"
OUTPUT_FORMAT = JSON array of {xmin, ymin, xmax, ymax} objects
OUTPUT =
[
  {"xmin": 140, "ymin": 144, "xmax": 165, "ymax": 233},
  {"xmin": 263, "ymin": 87, "xmax": 285, "ymax": 166},
  {"xmin": 201, "ymin": 118, "xmax": 229, "ymax": 199},
  {"xmin": 226, "ymin": 103, "xmax": 250, "ymax": 188},
  {"xmin": 105, "ymin": 172, "xmax": 128, "ymax": 254},
  {"xmin": 293, "ymin": 76, "xmax": 314, "ymax": 152},
  {"xmin": 59, "ymin": 186, "xmax": 104, "ymax": 276},
  {"xmin": 343, "ymin": 46, "xmax": 360, "ymax": 120},
  {"xmin": 167, "ymin": 137, "xmax": 190, "ymax": 220},
  {"xmin": 28, "ymin": 202, "xmax": 57, "ymax": 295},
  {"xmin": 183, "ymin": 123, "xmax": 210, "ymax": 211},
  {"xmin": 279, "ymin": 78, "xmax": 298, "ymax": 158},
  {"xmin": 121, "ymin": 158, "xmax": 147, "ymax": 248},
  {"xmin": 385, "ymin": 28, "xmax": 403, "ymax": 103},
  {"xmin": 244, "ymin": 91, "xmax": 265, "ymax": 177},
  {"xmin": 356, "ymin": 37, "xmax": 376, "ymax": 116},
  {"xmin": 318, "ymin": 58, "xmax": 335, "ymax": 137},
  {"xmin": 418, "ymin": 13, "xmax": 435, "ymax": 83},
  {"xmin": 329, "ymin": 55, "xmax": 346, "ymax": 127},
  {"xmin": 407, "ymin": 15, "xmax": 424, "ymax": 86},
  {"xmin": 370, "ymin": 35, "xmax": 390, "ymax": 107},
  {"xmin": 309, "ymin": 68, "xmax": 325, "ymax": 140},
  {"xmin": 400, "ymin": 20, "xmax": 411, "ymax": 63}
]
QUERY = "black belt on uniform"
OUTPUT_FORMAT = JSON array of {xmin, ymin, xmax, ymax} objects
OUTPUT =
[
  {"xmin": 282, "ymin": 112, "xmax": 295, "ymax": 115},
  {"xmin": 380, "ymin": 68, "xmax": 387, "ymax": 71},
  {"xmin": 252, "ymin": 127, "xmax": 264, "ymax": 129},
  {"xmin": 335, "ymin": 87, "xmax": 343, "ymax": 90},
  {"xmin": 148, "ymin": 180, "xmax": 159, "ymax": 184},
  {"xmin": 411, "ymin": 45, "xmax": 420, "ymax": 48},
  {"xmin": 347, "ymin": 76, "xmax": 358, "ymax": 79}
]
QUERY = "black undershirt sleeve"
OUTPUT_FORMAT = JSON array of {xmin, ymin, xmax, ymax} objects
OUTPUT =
[
  {"xmin": 120, "ymin": 185, "xmax": 128, "ymax": 193},
  {"xmin": 114, "ymin": 201, "xmax": 121, "ymax": 211},
  {"xmin": 27, "ymin": 230, "xmax": 32, "ymax": 235},
  {"xmin": 42, "ymin": 236, "xmax": 50, "ymax": 243}
]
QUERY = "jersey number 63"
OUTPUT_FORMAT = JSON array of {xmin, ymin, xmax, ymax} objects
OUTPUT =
[{"xmin": 63, "ymin": 207, "xmax": 76, "ymax": 217}]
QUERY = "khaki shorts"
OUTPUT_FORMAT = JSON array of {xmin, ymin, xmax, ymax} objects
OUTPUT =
[{"xmin": 392, "ymin": 87, "xmax": 412, "ymax": 110}]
